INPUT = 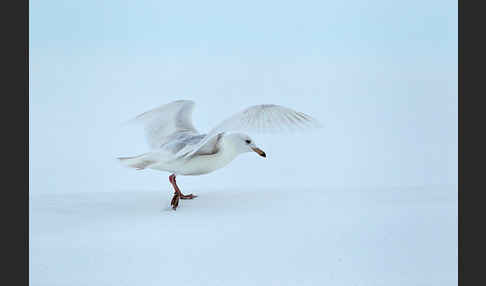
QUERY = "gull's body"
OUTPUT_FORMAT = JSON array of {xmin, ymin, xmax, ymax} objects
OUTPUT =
[
  {"xmin": 118, "ymin": 100, "xmax": 321, "ymax": 209},
  {"xmin": 126, "ymin": 133, "xmax": 248, "ymax": 176}
]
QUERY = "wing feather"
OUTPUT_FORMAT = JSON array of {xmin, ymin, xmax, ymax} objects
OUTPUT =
[
  {"xmin": 129, "ymin": 100, "xmax": 198, "ymax": 149},
  {"xmin": 177, "ymin": 104, "xmax": 322, "ymax": 158}
]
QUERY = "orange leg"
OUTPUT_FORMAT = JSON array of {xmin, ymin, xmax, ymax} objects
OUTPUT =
[{"xmin": 169, "ymin": 174, "xmax": 197, "ymax": 210}]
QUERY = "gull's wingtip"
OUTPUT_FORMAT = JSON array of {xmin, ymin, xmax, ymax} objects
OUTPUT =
[{"xmin": 120, "ymin": 118, "xmax": 138, "ymax": 127}]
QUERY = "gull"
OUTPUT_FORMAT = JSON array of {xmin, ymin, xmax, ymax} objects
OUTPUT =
[{"xmin": 117, "ymin": 100, "xmax": 321, "ymax": 210}]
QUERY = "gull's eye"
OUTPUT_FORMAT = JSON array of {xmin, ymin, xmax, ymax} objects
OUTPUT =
[{"xmin": 245, "ymin": 140, "xmax": 251, "ymax": 144}]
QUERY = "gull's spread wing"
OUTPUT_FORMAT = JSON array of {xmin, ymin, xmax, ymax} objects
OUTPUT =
[
  {"xmin": 129, "ymin": 100, "xmax": 199, "ymax": 149},
  {"xmin": 176, "ymin": 104, "xmax": 322, "ymax": 158}
]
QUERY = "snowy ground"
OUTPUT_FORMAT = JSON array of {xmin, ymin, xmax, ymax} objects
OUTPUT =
[{"xmin": 30, "ymin": 185, "xmax": 457, "ymax": 286}]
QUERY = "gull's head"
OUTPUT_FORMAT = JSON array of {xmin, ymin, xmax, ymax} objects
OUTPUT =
[{"xmin": 226, "ymin": 133, "xmax": 266, "ymax": 158}]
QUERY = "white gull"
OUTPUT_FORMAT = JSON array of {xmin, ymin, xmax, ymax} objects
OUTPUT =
[{"xmin": 117, "ymin": 100, "xmax": 321, "ymax": 209}]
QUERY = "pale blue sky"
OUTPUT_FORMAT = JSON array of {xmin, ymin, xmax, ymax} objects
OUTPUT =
[{"xmin": 30, "ymin": 0, "xmax": 457, "ymax": 194}]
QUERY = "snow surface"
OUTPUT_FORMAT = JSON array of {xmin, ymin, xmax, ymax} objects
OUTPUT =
[{"xmin": 30, "ymin": 185, "xmax": 457, "ymax": 286}]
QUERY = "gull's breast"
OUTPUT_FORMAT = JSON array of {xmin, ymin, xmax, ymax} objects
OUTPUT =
[{"xmin": 174, "ymin": 147, "xmax": 238, "ymax": 176}]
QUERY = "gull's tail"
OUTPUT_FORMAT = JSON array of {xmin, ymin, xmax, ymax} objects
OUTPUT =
[{"xmin": 117, "ymin": 153, "xmax": 155, "ymax": 170}]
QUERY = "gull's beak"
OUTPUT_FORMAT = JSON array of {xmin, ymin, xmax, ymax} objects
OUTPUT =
[{"xmin": 251, "ymin": 147, "xmax": 266, "ymax": 158}]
